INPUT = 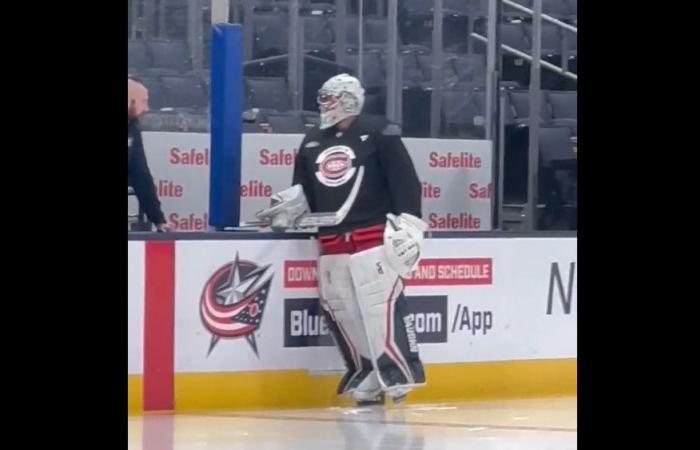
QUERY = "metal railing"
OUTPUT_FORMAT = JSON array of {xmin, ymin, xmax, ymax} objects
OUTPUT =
[
  {"xmin": 504, "ymin": 0, "xmax": 577, "ymax": 33},
  {"xmin": 469, "ymin": 33, "xmax": 578, "ymax": 81},
  {"xmin": 471, "ymin": 0, "xmax": 578, "ymax": 82},
  {"xmin": 474, "ymin": 0, "xmax": 577, "ymax": 230}
]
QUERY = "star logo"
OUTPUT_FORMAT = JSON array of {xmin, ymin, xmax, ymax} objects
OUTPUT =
[{"xmin": 199, "ymin": 252, "xmax": 273, "ymax": 357}]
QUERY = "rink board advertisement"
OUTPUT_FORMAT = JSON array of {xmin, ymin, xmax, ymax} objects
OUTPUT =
[
  {"xmin": 128, "ymin": 241, "xmax": 144, "ymax": 375},
  {"xmin": 129, "ymin": 235, "xmax": 576, "ymax": 411},
  {"xmin": 141, "ymin": 132, "xmax": 211, "ymax": 231},
  {"xmin": 172, "ymin": 238, "xmax": 576, "ymax": 373},
  {"xmin": 173, "ymin": 239, "xmax": 343, "ymax": 373},
  {"xmin": 141, "ymin": 132, "xmax": 493, "ymax": 231}
]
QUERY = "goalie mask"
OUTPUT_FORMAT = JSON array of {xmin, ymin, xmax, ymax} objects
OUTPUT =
[{"xmin": 317, "ymin": 74, "xmax": 365, "ymax": 130}]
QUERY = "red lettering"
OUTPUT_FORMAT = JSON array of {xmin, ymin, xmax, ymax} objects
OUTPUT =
[
  {"xmin": 169, "ymin": 147, "xmax": 209, "ymax": 166},
  {"xmin": 468, "ymin": 182, "xmax": 492, "ymax": 199},
  {"xmin": 428, "ymin": 152, "xmax": 482, "ymax": 169},
  {"xmin": 240, "ymin": 180, "xmax": 273, "ymax": 197},
  {"xmin": 259, "ymin": 148, "xmax": 298, "ymax": 166},
  {"xmin": 168, "ymin": 213, "xmax": 209, "ymax": 231},
  {"xmin": 422, "ymin": 181, "xmax": 441, "ymax": 199},
  {"xmin": 428, "ymin": 212, "xmax": 482, "ymax": 230},
  {"xmin": 155, "ymin": 180, "xmax": 184, "ymax": 198},
  {"xmin": 259, "ymin": 149, "xmax": 269, "ymax": 165},
  {"xmin": 429, "ymin": 152, "xmax": 439, "ymax": 168}
]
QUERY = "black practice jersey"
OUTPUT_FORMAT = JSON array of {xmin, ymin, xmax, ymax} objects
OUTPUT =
[{"xmin": 292, "ymin": 115, "xmax": 421, "ymax": 235}]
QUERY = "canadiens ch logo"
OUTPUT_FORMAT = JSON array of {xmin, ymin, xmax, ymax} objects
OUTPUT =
[
  {"xmin": 199, "ymin": 252, "xmax": 273, "ymax": 357},
  {"xmin": 315, "ymin": 145, "xmax": 356, "ymax": 187}
]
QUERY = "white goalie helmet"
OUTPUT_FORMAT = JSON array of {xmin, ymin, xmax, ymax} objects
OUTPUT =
[{"xmin": 317, "ymin": 73, "xmax": 365, "ymax": 130}]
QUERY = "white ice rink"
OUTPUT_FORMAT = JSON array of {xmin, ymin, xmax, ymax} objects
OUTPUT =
[{"xmin": 128, "ymin": 396, "xmax": 576, "ymax": 450}]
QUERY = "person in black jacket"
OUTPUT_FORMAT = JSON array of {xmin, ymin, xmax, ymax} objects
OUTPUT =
[{"xmin": 128, "ymin": 78, "xmax": 170, "ymax": 232}]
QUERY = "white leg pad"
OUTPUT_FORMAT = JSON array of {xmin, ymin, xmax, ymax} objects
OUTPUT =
[
  {"xmin": 348, "ymin": 246, "xmax": 426, "ymax": 393},
  {"xmin": 318, "ymin": 254, "xmax": 376, "ymax": 394}
]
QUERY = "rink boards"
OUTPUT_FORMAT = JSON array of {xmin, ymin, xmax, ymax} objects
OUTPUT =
[
  {"xmin": 128, "ymin": 234, "xmax": 577, "ymax": 413},
  {"xmin": 140, "ymin": 132, "xmax": 494, "ymax": 231}
]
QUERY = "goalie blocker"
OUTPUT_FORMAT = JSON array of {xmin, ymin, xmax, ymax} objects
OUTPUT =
[{"xmin": 248, "ymin": 167, "xmax": 366, "ymax": 230}]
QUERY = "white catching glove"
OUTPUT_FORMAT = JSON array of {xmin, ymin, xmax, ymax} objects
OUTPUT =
[{"xmin": 383, "ymin": 212, "xmax": 428, "ymax": 276}]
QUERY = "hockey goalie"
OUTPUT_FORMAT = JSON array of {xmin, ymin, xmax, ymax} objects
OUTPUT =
[{"xmin": 256, "ymin": 74, "xmax": 428, "ymax": 405}]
